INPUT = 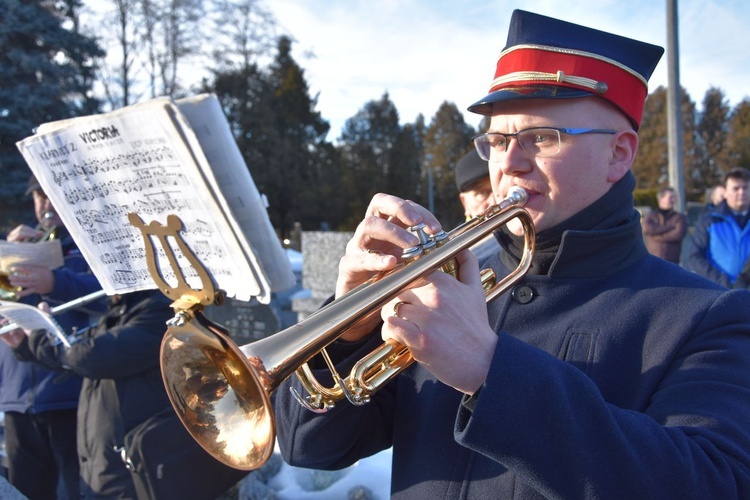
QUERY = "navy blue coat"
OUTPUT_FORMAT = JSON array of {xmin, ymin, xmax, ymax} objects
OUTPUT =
[
  {"xmin": 275, "ymin": 208, "xmax": 750, "ymax": 499},
  {"xmin": 16, "ymin": 290, "xmax": 173, "ymax": 499},
  {"xmin": 0, "ymin": 230, "xmax": 104, "ymax": 414}
]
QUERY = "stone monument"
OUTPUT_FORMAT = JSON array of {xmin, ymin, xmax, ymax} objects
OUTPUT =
[{"xmin": 292, "ymin": 231, "xmax": 352, "ymax": 321}]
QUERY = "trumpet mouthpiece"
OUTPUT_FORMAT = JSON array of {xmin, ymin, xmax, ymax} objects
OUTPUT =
[{"xmin": 506, "ymin": 186, "xmax": 528, "ymax": 207}]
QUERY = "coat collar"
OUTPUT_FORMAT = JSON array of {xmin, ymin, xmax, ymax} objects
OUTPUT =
[
  {"xmin": 548, "ymin": 212, "xmax": 647, "ymax": 278},
  {"xmin": 498, "ymin": 172, "xmax": 648, "ymax": 278}
]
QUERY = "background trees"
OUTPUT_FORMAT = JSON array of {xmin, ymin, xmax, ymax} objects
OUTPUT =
[
  {"xmin": 0, "ymin": 0, "xmax": 103, "ymax": 224},
  {"xmin": 728, "ymin": 100, "xmax": 750, "ymax": 170},
  {"xmin": 3, "ymin": 0, "xmax": 750, "ymax": 236}
]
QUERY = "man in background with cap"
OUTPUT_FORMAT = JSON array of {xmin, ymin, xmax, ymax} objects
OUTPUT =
[
  {"xmin": 0, "ymin": 175, "xmax": 104, "ymax": 499},
  {"xmin": 275, "ymin": 10, "xmax": 750, "ymax": 499},
  {"xmin": 456, "ymin": 149, "xmax": 494, "ymax": 221},
  {"xmin": 454, "ymin": 149, "xmax": 500, "ymax": 262}
]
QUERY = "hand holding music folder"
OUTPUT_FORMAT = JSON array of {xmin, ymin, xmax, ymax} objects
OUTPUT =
[{"xmin": 0, "ymin": 300, "xmax": 70, "ymax": 347}]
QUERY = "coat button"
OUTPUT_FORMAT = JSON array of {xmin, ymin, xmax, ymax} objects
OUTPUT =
[{"xmin": 511, "ymin": 285, "xmax": 535, "ymax": 304}]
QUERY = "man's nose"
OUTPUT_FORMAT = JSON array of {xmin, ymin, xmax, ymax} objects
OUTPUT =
[{"xmin": 496, "ymin": 140, "xmax": 531, "ymax": 176}]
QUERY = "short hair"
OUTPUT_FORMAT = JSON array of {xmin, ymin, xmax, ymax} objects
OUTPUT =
[
  {"xmin": 657, "ymin": 187, "xmax": 675, "ymax": 198},
  {"xmin": 723, "ymin": 168, "xmax": 750, "ymax": 186}
]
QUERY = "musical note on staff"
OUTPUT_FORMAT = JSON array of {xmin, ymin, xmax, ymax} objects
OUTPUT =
[{"xmin": 15, "ymin": 94, "xmax": 295, "ymax": 303}]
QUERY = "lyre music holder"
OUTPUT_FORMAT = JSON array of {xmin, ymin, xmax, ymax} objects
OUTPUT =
[{"xmin": 127, "ymin": 212, "xmax": 224, "ymax": 313}]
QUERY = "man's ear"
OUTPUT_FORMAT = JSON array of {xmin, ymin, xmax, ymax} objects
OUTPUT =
[{"xmin": 607, "ymin": 129, "xmax": 639, "ymax": 183}]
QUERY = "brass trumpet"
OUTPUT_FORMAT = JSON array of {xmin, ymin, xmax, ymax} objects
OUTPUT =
[
  {"xmin": 0, "ymin": 211, "xmax": 58, "ymax": 301},
  {"xmin": 158, "ymin": 187, "xmax": 535, "ymax": 471},
  {"xmin": 32, "ymin": 210, "xmax": 58, "ymax": 243}
]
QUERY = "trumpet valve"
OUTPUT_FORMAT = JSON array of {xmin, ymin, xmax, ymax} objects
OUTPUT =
[{"xmin": 408, "ymin": 223, "xmax": 436, "ymax": 253}]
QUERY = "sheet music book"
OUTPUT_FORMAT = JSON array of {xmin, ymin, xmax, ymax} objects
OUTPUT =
[{"xmin": 15, "ymin": 94, "xmax": 294, "ymax": 303}]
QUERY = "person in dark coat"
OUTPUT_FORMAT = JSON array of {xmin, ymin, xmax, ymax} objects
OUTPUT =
[
  {"xmin": 2, "ymin": 290, "xmax": 173, "ymax": 499},
  {"xmin": 0, "ymin": 176, "xmax": 104, "ymax": 500},
  {"xmin": 273, "ymin": 10, "xmax": 750, "ymax": 500},
  {"xmin": 641, "ymin": 186, "xmax": 687, "ymax": 264}
]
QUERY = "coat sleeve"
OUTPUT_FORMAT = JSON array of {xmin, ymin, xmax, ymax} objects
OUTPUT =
[
  {"xmin": 47, "ymin": 251, "xmax": 107, "ymax": 316},
  {"xmin": 274, "ymin": 332, "xmax": 396, "ymax": 471},
  {"xmin": 645, "ymin": 213, "xmax": 687, "ymax": 243},
  {"xmin": 687, "ymin": 215, "xmax": 732, "ymax": 287},
  {"xmin": 641, "ymin": 212, "xmax": 667, "ymax": 236},
  {"xmin": 24, "ymin": 296, "xmax": 172, "ymax": 380},
  {"xmin": 455, "ymin": 289, "xmax": 750, "ymax": 499}
]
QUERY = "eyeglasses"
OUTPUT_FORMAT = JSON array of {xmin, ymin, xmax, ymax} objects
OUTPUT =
[{"xmin": 472, "ymin": 127, "xmax": 617, "ymax": 160}]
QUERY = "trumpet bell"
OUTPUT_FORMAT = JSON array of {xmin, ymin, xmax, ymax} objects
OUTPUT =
[
  {"xmin": 160, "ymin": 312, "xmax": 274, "ymax": 470},
  {"xmin": 0, "ymin": 273, "xmax": 21, "ymax": 301}
]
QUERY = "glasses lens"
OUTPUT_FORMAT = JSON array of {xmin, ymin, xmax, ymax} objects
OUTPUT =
[
  {"xmin": 517, "ymin": 129, "xmax": 561, "ymax": 157},
  {"xmin": 475, "ymin": 133, "xmax": 508, "ymax": 161},
  {"xmin": 473, "ymin": 135, "xmax": 491, "ymax": 161}
]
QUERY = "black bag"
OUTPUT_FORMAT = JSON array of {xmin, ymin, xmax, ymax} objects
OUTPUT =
[{"xmin": 122, "ymin": 408, "xmax": 249, "ymax": 500}]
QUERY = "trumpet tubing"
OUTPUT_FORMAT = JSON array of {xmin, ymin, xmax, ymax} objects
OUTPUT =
[
  {"xmin": 33, "ymin": 211, "xmax": 57, "ymax": 242},
  {"xmin": 159, "ymin": 187, "xmax": 535, "ymax": 471}
]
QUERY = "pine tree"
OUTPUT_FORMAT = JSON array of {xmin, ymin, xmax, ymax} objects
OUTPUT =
[
  {"xmin": 695, "ymin": 87, "xmax": 730, "ymax": 190},
  {"xmin": 211, "ymin": 35, "xmax": 335, "ymax": 236},
  {"xmin": 265, "ymin": 36, "xmax": 334, "ymax": 235},
  {"xmin": 634, "ymin": 86, "xmax": 670, "ymax": 189},
  {"xmin": 387, "ymin": 117, "xmax": 425, "ymax": 204},
  {"xmin": 338, "ymin": 93, "xmax": 402, "ymax": 229},
  {"xmin": 679, "ymin": 89, "xmax": 700, "ymax": 201},
  {"xmin": 727, "ymin": 99, "xmax": 750, "ymax": 170},
  {"xmin": 0, "ymin": 0, "xmax": 103, "ymax": 201},
  {"xmin": 422, "ymin": 101, "xmax": 477, "ymax": 228},
  {"xmin": 634, "ymin": 86, "xmax": 700, "ymax": 200}
]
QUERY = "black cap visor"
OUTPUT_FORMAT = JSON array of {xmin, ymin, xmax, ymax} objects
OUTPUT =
[{"xmin": 468, "ymin": 85, "xmax": 593, "ymax": 115}]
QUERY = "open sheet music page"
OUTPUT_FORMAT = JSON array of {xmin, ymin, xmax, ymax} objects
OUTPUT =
[
  {"xmin": 15, "ymin": 95, "xmax": 291, "ymax": 303},
  {"xmin": 174, "ymin": 95, "xmax": 294, "ymax": 294},
  {"xmin": 0, "ymin": 301, "xmax": 70, "ymax": 347}
]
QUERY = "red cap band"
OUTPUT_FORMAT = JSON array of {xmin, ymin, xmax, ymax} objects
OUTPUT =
[{"xmin": 490, "ymin": 45, "xmax": 649, "ymax": 127}]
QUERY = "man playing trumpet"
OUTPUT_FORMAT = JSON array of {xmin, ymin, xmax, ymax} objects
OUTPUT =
[{"xmin": 274, "ymin": 10, "xmax": 750, "ymax": 499}]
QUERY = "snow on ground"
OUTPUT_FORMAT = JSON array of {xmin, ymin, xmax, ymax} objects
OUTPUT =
[{"xmin": 247, "ymin": 447, "xmax": 392, "ymax": 500}]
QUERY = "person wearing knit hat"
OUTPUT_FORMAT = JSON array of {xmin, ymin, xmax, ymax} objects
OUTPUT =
[
  {"xmin": 454, "ymin": 150, "xmax": 500, "ymax": 262},
  {"xmin": 455, "ymin": 149, "xmax": 494, "ymax": 221},
  {"xmin": 275, "ymin": 10, "xmax": 750, "ymax": 499}
]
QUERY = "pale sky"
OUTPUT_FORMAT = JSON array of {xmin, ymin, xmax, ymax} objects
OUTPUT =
[{"xmin": 266, "ymin": 0, "xmax": 750, "ymax": 141}]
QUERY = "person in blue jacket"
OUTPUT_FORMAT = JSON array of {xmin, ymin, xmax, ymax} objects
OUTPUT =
[
  {"xmin": 688, "ymin": 167, "xmax": 750, "ymax": 287},
  {"xmin": 273, "ymin": 10, "xmax": 750, "ymax": 499},
  {"xmin": 0, "ymin": 176, "xmax": 104, "ymax": 499}
]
